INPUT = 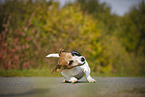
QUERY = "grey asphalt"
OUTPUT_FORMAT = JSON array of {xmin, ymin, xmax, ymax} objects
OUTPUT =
[{"xmin": 0, "ymin": 77, "xmax": 145, "ymax": 97}]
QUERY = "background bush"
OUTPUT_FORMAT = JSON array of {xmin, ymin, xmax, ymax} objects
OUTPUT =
[{"xmin": 0, "ymin": 0, "xmax": 145, "ymax": 76}]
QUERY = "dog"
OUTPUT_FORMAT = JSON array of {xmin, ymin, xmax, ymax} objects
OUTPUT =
[{"xmin": 46, "ymin": 49, "xmax": 96, "ymax": 83}]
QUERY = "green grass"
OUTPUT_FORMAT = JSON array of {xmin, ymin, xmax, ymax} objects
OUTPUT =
[
  {"xmin": 0, "ymin": 69, "xmax": 62, "ymax": 77},
  {"xmin": 0, "ymin": 69, "xmax": 144, "ymax": 77}
]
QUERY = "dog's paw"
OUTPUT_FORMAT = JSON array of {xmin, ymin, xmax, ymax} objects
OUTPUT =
[
  {"xmin": 63, "ymin": 80, "xmax": 67, "ymax": 83},
  {"xmin": 87, "ymin": 77, "xmax": 96, "ymax": 83},
  {"xmin": 69, "ymin": 77, "xmax": 78, "ymax": 83},
  {"xmin": 63, "ymin": 77, "xmax": 78, "ymax": 83},
  {"xmin": 69, "ymin": 80, "xmax": 78, "ymax": 83}
]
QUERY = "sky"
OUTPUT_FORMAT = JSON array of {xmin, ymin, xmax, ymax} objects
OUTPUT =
[
  {"xmin": 0, "ymin": 0, "xmax": 143, "ymax": 16},
  {"xmin": 58, "ymin": 0, "xmax": 143, "ymax": 16},
  {"xmin": 99, "ymin": 0, "xmax": 143, "ymax": 16}
]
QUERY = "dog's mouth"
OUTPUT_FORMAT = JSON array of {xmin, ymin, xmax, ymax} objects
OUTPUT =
[
  {"xmin": 81, "ymin": 61, "xmax": 85, "ymax": 65},
  {"xmin": 66, "ymin": 62, "xmax": 85, "ymax": 69},
  {"xmin": 76, "ymin": 62, "xmax": 85, "ymax": 67}
]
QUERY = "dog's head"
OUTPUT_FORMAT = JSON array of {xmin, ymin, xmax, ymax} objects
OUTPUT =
[
  {"xmin": 69, "ymin": 51, "xmax": 86, "ymax": 67},
  {"xmin": 68, "ymin": 54, "xmax": 86, "ymax": 68},
  {"xmin": 52, "ymin": 51, "xmax": 85, "ymax": 73}
]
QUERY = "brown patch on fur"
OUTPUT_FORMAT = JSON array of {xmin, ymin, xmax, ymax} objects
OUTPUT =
[{"xmin": 52, "ymin": 48, "xmax": 73, "ymax": 73}]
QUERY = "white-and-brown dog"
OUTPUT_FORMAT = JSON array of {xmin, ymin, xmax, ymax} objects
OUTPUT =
[{"xmin": 46, "ymin": 49, "xmax": 96, "ymax": 83}]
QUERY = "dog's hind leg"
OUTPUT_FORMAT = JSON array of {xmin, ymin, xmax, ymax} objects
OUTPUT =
[
  {"xmin": 63, "ymin": 77, "xmax": 78, "ymax": 83},
  {"xmin": 69, "ymin": 77, "xmax": 78, "ymax": 83}
]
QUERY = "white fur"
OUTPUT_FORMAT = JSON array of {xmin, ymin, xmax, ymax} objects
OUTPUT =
[
  {"xmin": 46, "ymin": 54, "xmax": 59, "ymax": 58},
  {"xmin": 71, "ymin": 56, "xmax": 85, "ymax": 67},
  {"xmin": 62, "ymin": 61, "xmax": 96, "ymax": 83},
  {"xmin": 46, "ymin": 53, "xmax": 96, "ymax": 83}
]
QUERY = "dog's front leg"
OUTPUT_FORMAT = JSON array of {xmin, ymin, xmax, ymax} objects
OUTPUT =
[
  {"xmin": 81, "ymin": 61, "xmax": 96, "ymax": 83},
  {"xmin": 84, "ymin": 70, "xmax": 96, "ymax": 83}
]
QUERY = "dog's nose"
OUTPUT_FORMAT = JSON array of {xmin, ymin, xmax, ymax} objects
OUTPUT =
[{"xmin": 81, "ymin": 57, "xmax": 85, "ymax": 62}]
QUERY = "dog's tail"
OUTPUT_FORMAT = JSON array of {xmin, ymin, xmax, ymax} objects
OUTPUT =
[{"xmin": 46, "ymin": 53, "xmax": 59, "ymax": 58}]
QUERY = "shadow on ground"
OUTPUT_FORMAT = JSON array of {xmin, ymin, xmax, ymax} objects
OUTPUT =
[
  {"xmin": 0, "ymin": 88, "xmax": 50, "ymax": 97},
  {"xmin": 64, "ymin": 80, "xmax": 89, "ymax": 83}
]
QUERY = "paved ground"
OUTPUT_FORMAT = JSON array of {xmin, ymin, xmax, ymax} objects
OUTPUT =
[{"xmin": 0, "ymin": 77, "xmax": 145, "ymax": 97}]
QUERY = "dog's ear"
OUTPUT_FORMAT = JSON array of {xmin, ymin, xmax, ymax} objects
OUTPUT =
[
  {"xmin": 52, "ymin": 64, "xmax": 62, "ymax": 73},
  {"xmin": 59, "ymin": 47, "xmax": 64, "ymax": 55},
  {"xmin": 71, "ymin": 51, "xmax": 81, "ymax": 56}
]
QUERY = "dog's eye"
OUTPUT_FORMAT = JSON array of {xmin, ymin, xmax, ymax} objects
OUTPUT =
[{"xmin": 69, "ymin": 60, "xmax": 73, "ymax": 65}]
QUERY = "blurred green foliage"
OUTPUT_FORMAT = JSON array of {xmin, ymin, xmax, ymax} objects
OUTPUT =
[{"xmin": 0, "ymin": 0, "xmax": 145, "ymax": 76}]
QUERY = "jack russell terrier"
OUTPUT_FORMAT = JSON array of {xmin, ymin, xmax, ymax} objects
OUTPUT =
[{"xmin": 46, "ymin": 49, "xmax": 96, "ymax": 83}]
